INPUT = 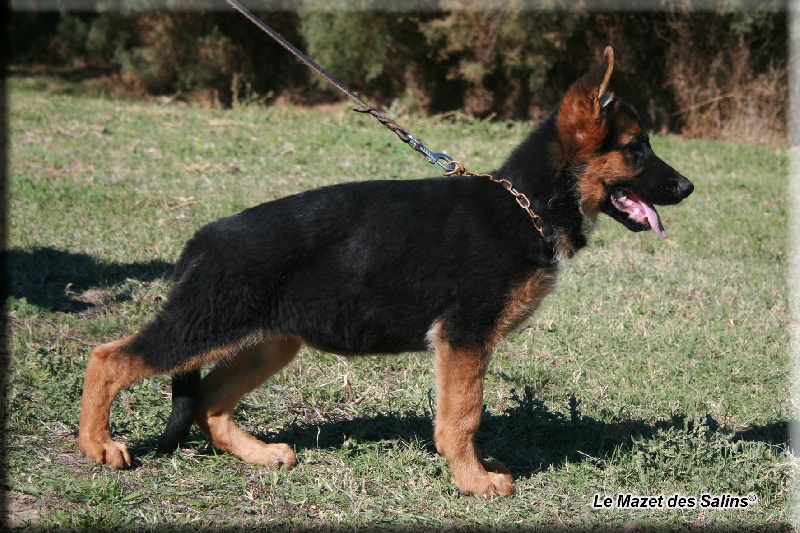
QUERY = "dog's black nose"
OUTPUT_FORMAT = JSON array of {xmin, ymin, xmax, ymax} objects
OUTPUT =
[{"xmin": 678, "ymin": 177, "xmax": 694, "ymax": 197}]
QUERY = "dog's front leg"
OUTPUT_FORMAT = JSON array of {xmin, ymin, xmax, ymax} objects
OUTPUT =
[{"xmin": 431, "ymin": 326, "xmax": 514, "ymax": 497}]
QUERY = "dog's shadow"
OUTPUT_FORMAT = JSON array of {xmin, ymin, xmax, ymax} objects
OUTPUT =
[
  {"xmin": 268, "ymin": 391, "xmax": 788, "ymax": 478},
  {"xmin": 6, "ymin": 247, "xmax": 173, "ymax": 312},
  {"xmin": 139, "ymin": 387, "xmax": 788, "ymax": 480}
]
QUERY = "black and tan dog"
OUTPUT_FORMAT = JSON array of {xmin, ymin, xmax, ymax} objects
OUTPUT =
[{"xmin": 78, "ymin": 47, "xmax": 693, "ymax": 497}]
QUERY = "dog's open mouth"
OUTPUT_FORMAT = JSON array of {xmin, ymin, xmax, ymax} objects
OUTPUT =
[{"xmin": 610, "ymin": 188, "xmax": 666, "ymax": 238}]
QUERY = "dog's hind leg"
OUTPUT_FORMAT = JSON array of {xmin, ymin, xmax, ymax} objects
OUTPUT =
[
  {"xmin": 78, "ymin": 329, "xmax": 260, "ymax": 468},
  {"xmin": 77, "ymin": 336, "xmax": 160, "ymax": 468},
  {"xmin": 429, "ymin": 323, "xmax": 514, "ymax": 497},
  {"xmin": 193, "ymin": 335, "xmax": 302, "ymax": 469}
]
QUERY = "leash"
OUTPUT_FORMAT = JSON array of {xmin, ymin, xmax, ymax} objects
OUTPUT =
[
  {"xmin": 223, "ymin": 0, "xmax": 550, "ymax": 247},
  {"xmin": 223, "ymin": 0, "xmax": 454, "ymax": 172}
]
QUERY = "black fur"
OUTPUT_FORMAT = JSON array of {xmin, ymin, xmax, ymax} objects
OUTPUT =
[
  {"xmin": 130, "ymin": 172, "xmax": 555, "ymax": 367},
  {"xmin": 155, "ymin": 370, "xmax": 201, "ymax": 454}
]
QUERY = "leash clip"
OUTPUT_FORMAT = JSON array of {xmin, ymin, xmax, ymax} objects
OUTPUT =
[
  {"xmin": 406, "ymin": 134, "xmax": 458, "ymax": 172},
  {"xmin": 431, "ymin": 152, "xmax": 457, "ymax": 172}
]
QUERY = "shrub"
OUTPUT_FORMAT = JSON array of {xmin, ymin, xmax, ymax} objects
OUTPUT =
[
  {"xmin": 418, "ymin": 5, "xmax": 586, "ymax": 118},
  {"xmin": 659, "ymin": 8, "xmax": 787, "ymax": 144},
  {"xmin": 8, "ymin": 3, "xmax": 788, "ymax": 142}
]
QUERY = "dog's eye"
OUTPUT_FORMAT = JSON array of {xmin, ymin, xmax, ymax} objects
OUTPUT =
[{"xmin": 626, "ymin": 144, "xmax": 644, "ymax": 163}]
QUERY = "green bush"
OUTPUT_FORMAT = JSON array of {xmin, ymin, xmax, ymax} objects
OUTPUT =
[
  {"xmin": 298, "ymin": 4, "xmax": 437, "ymax": 111},
  {"xmin": 300, "ymin": 9, "xmax": 390, "ymax": 89},
  {"xmin": 85, "ymin": 12, "xmax": 134, "ymax": 66},
  {"xmin": 114, "ymin": 13, "xmax": 242, "ymax": 96},
  {"xmin": 7, "ymin": 3, "xmax": 788, "ymax": 141},
  {"xmin": 418, "ymin": 7, "xmax": 586, "ymax": 117}
]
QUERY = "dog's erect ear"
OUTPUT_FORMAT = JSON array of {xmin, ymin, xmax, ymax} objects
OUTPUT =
[
  {"xmin": 556, "ymin": 47, "xmax": 616, "ymax": 159},
  {"xmin": 574, "ymin": 46, "xmax": 614, "ymax": 113},
  {"xmin": 593, "ymin": 46, "xmax": 614, "ymax": 104}
]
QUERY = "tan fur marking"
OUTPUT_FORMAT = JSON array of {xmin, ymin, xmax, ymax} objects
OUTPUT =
[
  {"xmin": 616, "ymin": 116, "xmax": 645, "ymax": 147},
  {"xmin": 556, "ymin": 92, "xmax": 608, "ymax": 164},
  {"xmin": 78, "ymin": 330, "xmax": 280, "ymax": 468},
  {"xmin": 77, "ymin": 336, "xmax": 159, "ymax": 468},
  {"xmin": 597, "ymin": 46, "xmax": 614, "ymax": 99},
  {"xmin": 171, "ymin": 330, "xmax": 273, "ymax": 374},
  {"xmin": 555, "ymin": 47, "xmax": 616, "ymax": 165},
  {"xmin": 428, "ymin": 323, "xmax": 514, "ymax": 497},
  {"xmin": 618, "ymin": 131, "xmax": 641, "ymax": 146},
  {"xmin": 577, "ymin": 151, "xmax": 636, "ymax": 219},
  {"xmin": 494, "ymin": 270, "xmax": 557, "ymax": 340},
  {"xmin": 194, "ymin": 336, "xmax": 302, "ymax": 468},
  {"xmin": 557, "ymin": 230, "xmax": 579, "ymax": 259}
]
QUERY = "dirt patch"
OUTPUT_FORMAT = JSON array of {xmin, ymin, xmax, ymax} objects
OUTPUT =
[{"xmin": 2, "ymin": 490, "xmax": 42, "ymax": 530}]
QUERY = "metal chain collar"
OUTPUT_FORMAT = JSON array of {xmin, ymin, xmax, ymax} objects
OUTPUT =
[{"xmin": 444, "ymin": 161, "xmax": 550, "ymax": 245}]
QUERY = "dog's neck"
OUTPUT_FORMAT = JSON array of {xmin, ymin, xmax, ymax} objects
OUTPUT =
[{"xmin": 495, "ymin": 112, "xmax": 591, "ymax": 260}]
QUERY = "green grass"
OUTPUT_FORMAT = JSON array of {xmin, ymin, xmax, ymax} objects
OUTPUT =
[{"xmin": 5, "ymin": 75, "xmax": 793, "ymax": 531}]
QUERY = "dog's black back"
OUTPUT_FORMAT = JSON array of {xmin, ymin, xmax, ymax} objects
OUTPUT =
[{"xmin": 136, "ymin": 174, "xmax": 555, "ymax": 375}]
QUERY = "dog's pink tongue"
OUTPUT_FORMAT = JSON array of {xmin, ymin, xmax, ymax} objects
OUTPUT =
[{"xmin": 640, "ymin": 201, "xmax": 666, "ymax": 238}]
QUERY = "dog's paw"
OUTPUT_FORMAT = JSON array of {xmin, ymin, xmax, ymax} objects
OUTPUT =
[
  {"xmin": 457, "ymin": 470, "xmax": 515, "ymax": 498},
  {"xmin": 78, "ymin": 436, "xmax": 132, "ymax": 469},
  {"xmin": 455, "ymin": 461, "xmax": 515, "ymax": 498},
  {"xmin": 252, "ymin": 442, "xmax": 298, "ymax": 470}
]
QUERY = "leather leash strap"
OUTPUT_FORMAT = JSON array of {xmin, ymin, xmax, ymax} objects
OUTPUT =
[
  {"xmin": 223, "ymin": 0, "xmax": 552, "ymax": 250},
  {"xmin": 224, "ymin": 0, "xmax": 456, "ymax": 171}
]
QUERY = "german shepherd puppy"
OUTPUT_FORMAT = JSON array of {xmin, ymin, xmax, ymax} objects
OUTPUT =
[{"xmin": 78, "ymin": 47, "xmax": 693, "ymax": 497}]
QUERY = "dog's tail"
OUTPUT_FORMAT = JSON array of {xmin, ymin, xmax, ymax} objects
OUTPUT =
[{"xmin": 155, "ymin": 369, "xmax": 201, "ymax": 454}]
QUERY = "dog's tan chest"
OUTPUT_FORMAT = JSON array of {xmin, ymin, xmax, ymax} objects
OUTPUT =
[{"xmin": 494, "ymin": 269, "xmax": 557, "ymax": 340}]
